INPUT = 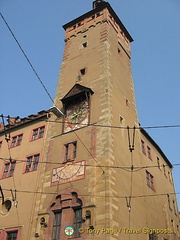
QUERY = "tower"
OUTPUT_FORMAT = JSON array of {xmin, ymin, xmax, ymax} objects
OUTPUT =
[{"xmin": 32, "ymin": 1, "xmax": 179, "ymax": 240}]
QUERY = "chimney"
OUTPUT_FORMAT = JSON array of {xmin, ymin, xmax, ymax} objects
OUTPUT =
[
  {"xmin": 7, "ymin": 117, "xmax": 19, "ymax": 125},
  {"xmin": 93, "ymin": 0, "xmax": 106, "ymax": 9}
]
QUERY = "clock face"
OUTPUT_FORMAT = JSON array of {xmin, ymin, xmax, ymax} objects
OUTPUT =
[
  {"xmin": 52, "ymin": 161, "xmax": 85, "ymax": 185},
  {"xmin": 64, "ymin": 100, "xmax": 89, "ymax": 132}
]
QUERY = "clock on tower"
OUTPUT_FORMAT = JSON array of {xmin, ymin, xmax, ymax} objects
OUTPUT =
[{"xmin": 61, "ymin": 84, "xmax": 94, "ymax": 133}]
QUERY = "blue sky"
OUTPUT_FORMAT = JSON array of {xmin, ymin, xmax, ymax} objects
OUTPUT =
[{"xmin": 1, "ymin": 0, "xmax": 180, "ymax": 206}]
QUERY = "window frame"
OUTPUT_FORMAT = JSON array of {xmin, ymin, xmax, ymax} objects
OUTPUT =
[
  {"xmin": 63, "ymin": 141, "xmax": 77, "ymax": 163},
  {"xmin": 147, "ymin": 145, "xmax": 152, "ymax": 160},
  {"xmin": 24, "ymin": 153, "xmax": 40, "ymax": 173},
  {"xmin": 73, "ymin": 208, "xmax": 82, "ymax": 238},
  {"xmin": 146, "ymin": 170, "xmax": 155, "ymax": 191},
  {"xmin": 172, "ymin": 199, "xmax": 177, "ymax": 215},
  {"xmin": 52, "ymin": 211, "xmax": 62, "ymax": 240},
  {"xmin": 141, "ymin": 140, "xmax": 146, "ymax": 155},
  {"xmin": 6, "ymin": 230, "xmax": 18, "ymax": 240},
  {"xmin": 47, "ymin": 191, "xmax": 83, "ymax": 240},
  {"xmin": 167, "ymin": 194, "xmax": 172, "ymax": 211},
  {"xmin": 157, "ymin": 157, "xmax": 161, "ymax": 169},
  {"xmin": 1, "ymin": 160, "xmax": 16, "ymax": 179},
  {"xmin": 0, "ymin": 228, "xmax": 21, "ymax": 240},
  {"xmin": 163, "ymin": 164, "xmax": 167, "ymax": 177},
  {"xmin": 10, "ymin": 134, "xmax": 23, "ymax": 148},
  {"xmin": 31, "ymin": 126, "xmax": 45, "ymax": 141}
]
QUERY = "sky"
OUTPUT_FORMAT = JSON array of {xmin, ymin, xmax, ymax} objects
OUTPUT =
[{"xmin": 1, "ymin": 0, "xmax": 180, "ymax": 206}]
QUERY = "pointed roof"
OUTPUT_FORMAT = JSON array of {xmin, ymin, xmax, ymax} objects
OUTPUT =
[{"xmin": 61, "ymin": 84, "xmax": 94, "ymax": 103}]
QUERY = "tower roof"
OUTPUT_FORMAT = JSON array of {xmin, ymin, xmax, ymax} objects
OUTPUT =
[
  {"xmin": 63, "ymin": 1, "xmax": 133, "ymax": 43},
  {"xmin": 61, "ymin": 84, "xmax": 94, "ymax": 104}
]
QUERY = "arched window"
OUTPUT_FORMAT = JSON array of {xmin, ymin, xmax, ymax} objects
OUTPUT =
[{"xmin": 46, "ymin": 190, "xmax": 83, "ymax": 240}]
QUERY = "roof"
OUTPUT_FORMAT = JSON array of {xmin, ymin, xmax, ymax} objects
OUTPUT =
[
  {"xmin": 0, "ymin": 110, "xmax": 49, "ymax": 134},
  {"xmin": 61, "ymin": 84, "xmax": 94, "ymax": 104},
  {"xmin": 62, "ymin": 1, "xmax": 133, "ymax": 43},
  {"xmin": 140, "ymin": 128, "xmax": 173, "ymax": 168}
]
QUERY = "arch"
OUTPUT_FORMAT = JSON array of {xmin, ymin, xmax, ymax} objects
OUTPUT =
[{"xmin": 45, "ymin": 189, "xmax": 83, "ymax": 240}]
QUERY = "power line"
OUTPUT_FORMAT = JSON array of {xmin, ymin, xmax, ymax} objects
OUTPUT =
[
  {"xmin": 1, "ymin": 187, "xmax": 180, "ymax": 199},
  {"xmin": 1, "ymin": 157, "xmax": 180, "ymax": 170},
  {"xmin": 47, "ymin": 120, "xmax": 180, "ymax": 130},
  {"xmin": 0, "ymin": 12, "xmax": 54, "ymax": 104},
  {"xmin": 73, "ymin": 131, "xmax": 105, "ymax": 173},
  {"xmin": 1, "ymin": 114, "xmax": 180, "ymax": 131}
]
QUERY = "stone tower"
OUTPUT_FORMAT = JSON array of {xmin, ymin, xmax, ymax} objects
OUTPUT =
[{"xmin": 33, "ymin": 1, "xmax": 179, "ymax": 240}]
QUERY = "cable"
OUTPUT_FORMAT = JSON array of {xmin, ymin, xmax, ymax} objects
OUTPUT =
[
  {"xmin": 73, "ymin": 131, "xmax": 105, "ymax": 173},
  {"xmin": 47, "ymin": 120, "xmax": 180, "ymax": 130},
  {"xmin": 0, "ymin": 12, "xmax": 54, "ymax": 104},
  {"xmin": 2, "ymin": 114, "xmax": 180, "ymax": 131},
  {"xmin": 1, "ymin": 187, "xmax": 180, "ymax": 199},
  {"xmin": 1, "ymin": 157, "xmax": 180, "ymax": 170}
]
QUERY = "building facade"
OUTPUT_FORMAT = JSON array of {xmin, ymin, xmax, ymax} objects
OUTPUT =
[
  {"xmin": 0, "ymin": 1, "xmax": 179, "ymax": 240},
  {"xmin": 0, "ymin": 111, "xmax": 50, "ymax": 239}
]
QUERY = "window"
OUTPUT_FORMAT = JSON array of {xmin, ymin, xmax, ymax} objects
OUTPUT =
[
  {"xmin": 119, "ymin": 116, "xmax": 124, "ymax": 125},
  {"xmin": 168, "ymin": 171, "xmax": 172, "ymax": 183},
  {"xmin": 64, "ymin": 142, "xmax": 77, "ymax": 162},
  {"xmin": 53, "ymin": 211, "xmax": 62, "ymax": 240},
  {"xmin": 48, "ymin": 191, "xmax": 83, "ymax": 240},
  {"xmin": 2, "ymin": 161, "xmax": 16, "ymax": 179},
  {"xmin": 31, "ymin": 126, "xmax": 45, "ymax": 140},
  {"xmin": 82, "ymin": 42, "xmax": 87, "ymax": 48},
  {"xmin": 10, "ymin": 134, "xmax": 23, "ymax": 148},
  {"xmin": 141, "ymin": 140, "xmax": 146, "ymax": 155},
  {"xmin": 167, "ymin": 194, "xmax": 172, "ymax": 211},
  {"xmin": 157, "ymin": 157, "xmax": 160, "ymax": 169},
  {"xmin": 80, "ymin": 68, "xmax": 86, "ymax": 76},
  {"xmin": 126, "ymin": 99, "xmax": 130, "ymax": 107},
  {"xmin": 163, "ymin": 164, "xmax": 167, "ymax": 177},
  {"xmin": 73, "ymin": 208, "xmax": 82, "ymax": 237},
  {"xmin": 147, "ymin": 146, "xmax": 152, "ymax": 159},
  {"xmin": 146, "ymin": 170, "xmax": 155, "ymax": 191},
  {"xmin": 25, "ymin": 154, "xmax": 40, "ymax": 173},
  {"xmin": 0, "ymin": 229, "xmax": 20, "ymax": 240},
  {"xmin": 171, "ymin": 219, "xmax": 175, "ymax": 232},
  {"xmin": 118, "ymin": 48, "xmax": 121, "ymax": 55},
  {"xmin": 7, "ymin": 231, "xmax": 18, "ymax": 240},
  {"xmin": 177, "ymin": 225, "xmax": 180, "ymax": 237},
  {"xmin": 173, "ymin": 200, "xmax": 177, "ymax": 215}
]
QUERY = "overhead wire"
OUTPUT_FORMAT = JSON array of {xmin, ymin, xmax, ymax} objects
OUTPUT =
[
  {"xmin": 1, "ymin": 187, "xmax": 180, "ymax": 199},
  {"xmin": 1, "ymin": 9, "xmax": 180, "ymax": 234},
  {"xmin": 46, "ymin": 120, "xmax": 180, "ymax": 130},
  {"xmin": 1, "ymin": 115, "xmax": 180, "ymax": 132},
  {"xmin": 0, "ymin": 157, "xmax": 180, "ymax": 170},
  {"xmin": 0, "ymin": 12, "xmax": 54, "ymax": 104},
  {"xmin": 73, "ymin": 131, "xmax": 105, "ymax": 173}
]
